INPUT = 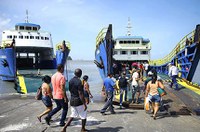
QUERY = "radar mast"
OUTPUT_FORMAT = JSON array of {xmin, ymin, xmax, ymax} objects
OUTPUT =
[{"xmin": 126, "ymin": 17, "xmax": 132, "ymax": 36}]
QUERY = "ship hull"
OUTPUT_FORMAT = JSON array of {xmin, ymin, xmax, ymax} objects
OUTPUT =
[
  {"xmin": 94, "ymin": 24, "xmax": 114, "ymax": 80},
  {"xmin": 0, "ymin": 48, "xmax": 16, "ymax": 81}
]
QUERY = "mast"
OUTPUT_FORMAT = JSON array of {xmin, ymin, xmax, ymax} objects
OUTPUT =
[
  {"xmin": 25, "ymin": 10, "xmax": 29, "ymax": 23},
  {"xmin": 126, "ymin": 17, "xmax": 132, "ymax": 36}
]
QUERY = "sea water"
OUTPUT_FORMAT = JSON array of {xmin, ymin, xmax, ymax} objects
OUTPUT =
[{"xmin": 17, "ymin": 60, "xmax": 104, "ymax": 101}]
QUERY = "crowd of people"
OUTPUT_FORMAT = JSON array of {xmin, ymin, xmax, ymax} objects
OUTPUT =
[{"xmin": 36, "ymin": 61, "xmax": 179, "ymax": 131}]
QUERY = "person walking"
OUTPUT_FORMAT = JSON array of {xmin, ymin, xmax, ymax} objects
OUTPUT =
[
  {"xmin": 145, "ymin": 74, "xmax": 165, "ymax": 120},
  {"xmin": 82, "ymin": 75, "xmax": 93, "ymax": 105},
  {"xmin": 100, "ymin": 73, "xmax": 116, "ymax": 115},
  {"xmin": 168, "ymin": 63, "xmax": 179, "ymax": 90},
  {"xmin": 37, "ymin": 75, "xmax": 53, "ymax": 122},
  {"xmin": 131, "ymin": 69, "xmax": 140, "ymax": 104},
  {"xmin": 118, "ymin": 72, "xmax": 129, "ymax": 109},
  {"xmin": 62, "ymin": 68, "xmax": 88, "ymax": 132},
  {"xmin": 44, "ymin": 64, "xmax": 68, "ymax": 126}
]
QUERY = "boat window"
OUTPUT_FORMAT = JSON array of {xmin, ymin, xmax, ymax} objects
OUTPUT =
[
  {"xmin": 121, "ymin": 51, "xmax": 127, "ymax": 55},
  {"xmin": 136, "ymin": 41, "xmax": 140, "ymax": 44},
  {"xmin": 41, "ymin": 36, "xmax": 44, "ymax": 40},
  {"xmin": 124, "ymin": 41, "xmax": 127, "ymax": 44},
  {"xmin": 141, "ymin": 51, "xmax": 148, "ymax": 54},
  {"xmin": 19, "ymin": 26, "xmax": 24, "ymax": 30},
  {"xmin": 119, "ymin": 41, "xmax": 123, "ymax": 44},
  {"xmin": 7, "ymin": 35, "xmax": 12, "ymax": 39},
  {"xmin": 35, "ymin": 36, "xmax": 40, "ymax": 39},
  {"xmin": 45, "ymin": 37, "xmax": 49, "ymax": 40},
  {"xmin": 33, "ymin": 27, "xmax": 37, "ymax": 31},
  {"xmin": 131, "ymin": 51, "xmax": 138, "ymax": 55},
  {"xmin": 113, "ymin": 51, "xmax": 118, "ymax": 55},
  {"xmin": 128, "ymin": 41, "xmax": 131, "ymax": 44},
  {"xmin": 25, "ymin": 36, "xmax": 29, "ymax": 39},
  {"xmin": 131, "ymin": 41, "xmax": 135, "ymax": 44},
  {"xmin": 14, "ymin": 35, "xmax": 17, "ymax": 38},
  {"xmin": 19, "ymin": 36, "xmax": 23, "ymax": 39},
  {"xmin": 26, "ymin": 26, "xmax": 31, "ymax": 30},
  {"xmin": 30, "ymin": 36, "xmax": 34, "ymax": 39}
]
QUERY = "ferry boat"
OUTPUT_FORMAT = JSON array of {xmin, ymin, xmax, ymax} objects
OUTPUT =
[
  {"xmin": 95, "ymin": 20, "xmax": 200, "ymax": 89},
  {"xmin": 94, "ymin": 24, "xmax": 114, "ymax": 79},
  {"xmin": 0, "ymin": 12, "xmax": 70, "ymax": 81},
  {"xmin": 150, "ymin": 24, "xmax": 200, "ymax": 86},
  {"xmin": 94, "ymin": 19, "xmax": 151, "ymax": 79}
]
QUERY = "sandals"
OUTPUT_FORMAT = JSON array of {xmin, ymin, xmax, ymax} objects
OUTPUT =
[
  {"xmin": 37, "ymin": 116, "xmax": 41, "ymax": 122},
  {"xmin": 152, "ymin": 115, "xmax": 156, "ymax": 120}
]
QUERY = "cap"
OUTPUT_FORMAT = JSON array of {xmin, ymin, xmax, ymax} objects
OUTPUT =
[{"xmin": 148, "ymin": 71, "xmax": 153, "ymax": 75}]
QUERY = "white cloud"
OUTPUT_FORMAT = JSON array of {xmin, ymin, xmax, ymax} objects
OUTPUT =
[{"xmin": 0, "ymin": 17, "xmax": 11, "ymax": 27}]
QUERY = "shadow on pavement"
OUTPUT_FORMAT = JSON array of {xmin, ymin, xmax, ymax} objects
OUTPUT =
[{"xmin": 89, "ymin": 126, "xmax": 123, "ymax": 132}]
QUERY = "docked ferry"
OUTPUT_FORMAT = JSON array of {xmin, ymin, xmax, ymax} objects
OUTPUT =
[
  {"xmin": 0, "ymin": 13, "xmax": 70, "ymax": 81},
  {"xmin": 94, "ymin": 19, "xmax": 151, "ymax": 79},
  {"xmin": 95, "ymin": 20, "xmax": 200, "ymax": 88}
]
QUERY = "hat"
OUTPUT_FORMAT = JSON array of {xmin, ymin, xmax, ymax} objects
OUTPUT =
[{"xmin": 148, "ymin": 71, "xmax": 153, "ymax": 75}]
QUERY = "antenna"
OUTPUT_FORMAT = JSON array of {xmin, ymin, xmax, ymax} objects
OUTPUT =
[
  {"xmin": 25, "ymin": 10, "xmax": 29, "ymax": 23},
  {"xmin": 126, "ymin": 17, "xmax": 132, "ymax": 36}
]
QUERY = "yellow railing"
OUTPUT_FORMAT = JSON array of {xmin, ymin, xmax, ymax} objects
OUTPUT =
[
  {"xmin": 55, "ymin": 40, "xmax": 71, "ymax": 50},
  {"xmin": 96, "ymin": 27, "xmax": 108, "ymax": 47},
  {"xmin": 0, "ymin": 39, "xmax": 13, "ymax": 48},
  {"xmin": 149, "ymin": 30, "xmax": 195, "ymax": 66}
]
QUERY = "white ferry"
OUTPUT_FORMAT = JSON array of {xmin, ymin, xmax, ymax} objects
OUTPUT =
[
  {"xmin": 1, "ymin": 12, "xmax": 55, "ymax": 69},
  {"xmin": 113, "ymin": 19, "xmax": 151, "ymax": 65}
]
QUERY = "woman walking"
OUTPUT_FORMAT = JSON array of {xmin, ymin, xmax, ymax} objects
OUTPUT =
[
  {"xmin": 37, "ymin": 75, "xmax": 53, "ymax": 122},
  {"xmin": 82, "ymin": 75, "xmax": 93, "ymax": 104},
  {"xmin": 145, "ymin": 74, "xmax": 164, "ymax": 120}
]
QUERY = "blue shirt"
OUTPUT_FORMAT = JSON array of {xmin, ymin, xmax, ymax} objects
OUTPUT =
[{"xmin": 104, "ymin": 77, "xmax": 115, "ymax": 92}]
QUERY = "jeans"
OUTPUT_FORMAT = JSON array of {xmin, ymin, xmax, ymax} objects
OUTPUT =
[
  {"xmin": 47, "ymin": 99, "xmax": 68, "ymax": 124},
  {"xmin": 119, "ymin": 87, "xmax": 127, "ymax": 105},
  {"xmin": 101, "ymin": 91, "xmax": 114, "ymax": 113},
  {"xmin": 171, "ymin": 75, "xmax": 178, "ymax": 90}
]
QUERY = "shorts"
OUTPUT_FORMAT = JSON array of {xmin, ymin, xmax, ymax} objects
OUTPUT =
[
  {"xmin": 70, "ymin": 105, "xmax": 87, "ymax": 119},
  {"xmin": 42, "ymin": 96, "xmax": 53, "ymax": 107},
  {"xmin": 149, "ymin": 94, "xmax": 161, "ymax": 103},
  {"xmin": 84, "ymin": 91, "xmax": 89, "ymax": 98},
  {"xmin": 132, "ymin": 85, "xmax": 140, "ymax": 95}
]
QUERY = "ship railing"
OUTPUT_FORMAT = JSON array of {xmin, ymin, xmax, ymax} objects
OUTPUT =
[
  {"xmin": 96, "ymin": 27, "xmax": 108, "ymax": 47},
  {"xmin": 149, "ymin": 30, "xmax": 195, "ymax": 66},
  {"xmin": 55, "ymin": 41, "xmax": 71, "ymax": 50},
  {"xmin": 0, "ymin": 39, "xmax": 13, "ymax": 48}
]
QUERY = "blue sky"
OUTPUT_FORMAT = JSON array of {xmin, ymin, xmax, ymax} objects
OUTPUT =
[{"xmin": 0, "ymin": 0, "xmax": 200, "ymax": 60}]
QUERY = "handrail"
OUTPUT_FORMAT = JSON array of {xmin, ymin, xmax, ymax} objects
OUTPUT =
[
  {"xmin": 55, "ymin": 41, "xmax": 71, "ymax": 50},
  {"xmin": 149, "ymin": 30, "xmax": 195, "ymax": 66},
  {"xmin": 0, "ymin": 39, "xmax": 13, "ymax": 48},
  {"xmin": 96, "ymin": 27, "xmax": 108, "ymax": 47}
]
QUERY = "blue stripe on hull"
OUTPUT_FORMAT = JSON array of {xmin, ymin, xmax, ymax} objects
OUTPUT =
[{"xmin": 0, "ymin": 48, "xmax": 16, "ymax": 81}]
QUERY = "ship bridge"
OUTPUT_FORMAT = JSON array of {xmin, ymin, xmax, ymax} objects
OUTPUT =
[
  {"xmin": 15, "ymin": 23, "xmax": 40, "ymax": 32},
  {"xmin": 113, "ymin": 35, "xmax": 151, "ymax": 61}
]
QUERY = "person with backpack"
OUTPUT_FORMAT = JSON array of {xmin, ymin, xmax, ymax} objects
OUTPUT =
[
  {"xmin": 118, "ymin": 72, "xmax": 129, "ymax": 109},
  {"xmin": 37, "ymin": 75, "xmax": 53, "ymax": 122}
]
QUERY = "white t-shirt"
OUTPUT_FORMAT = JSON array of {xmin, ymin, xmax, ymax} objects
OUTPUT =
[
  {"xmin": 168, "ymin": 65, "xmax": 179, "ymax": 76},
  {"xmin": 132, "ymin": 72, "xmax": 139, "ymax": 86},
  {"xmin": 144, "ymin": 63, "xmax": 149, "ymax": 71}
]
